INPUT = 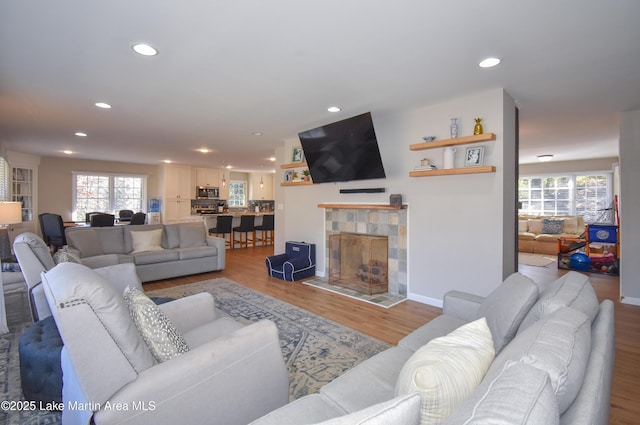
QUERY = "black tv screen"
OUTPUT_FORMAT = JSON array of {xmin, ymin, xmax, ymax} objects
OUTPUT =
[{"xmin": 298, "ymin": 112, "xmax": 386, "ymax": 183}]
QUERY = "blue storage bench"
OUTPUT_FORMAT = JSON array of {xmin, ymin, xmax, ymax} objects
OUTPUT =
[{"xmin": 266, "ymin": 241, "xmax": 316, "ymax": 281}]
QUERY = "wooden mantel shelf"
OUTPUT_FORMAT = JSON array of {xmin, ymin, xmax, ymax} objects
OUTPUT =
[{"xmin": 318, "ymin": 204, "xmax": 406, "ymax": 210}]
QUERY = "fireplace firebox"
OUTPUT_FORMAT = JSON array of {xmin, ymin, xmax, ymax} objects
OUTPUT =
[{"xmin": 328, "ymin": 232, "xmax": 388, "ymax": 295}]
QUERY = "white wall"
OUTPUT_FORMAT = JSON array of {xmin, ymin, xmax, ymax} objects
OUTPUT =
[
  {"xmin": 275, "ymin": 88, "xmax": 517, "ymax": 306},
  {"xmin": 619, "ymin": 108, "xmax": 640, "ymax": 305}
]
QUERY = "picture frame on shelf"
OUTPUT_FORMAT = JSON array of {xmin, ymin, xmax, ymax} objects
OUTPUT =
[
  {"xmin": 464, "ymin": 146, "xmax": 484, "ymax": 167},
  {"xmin": 292, "ymin": 146, "xmax": 304, "ymax": 163},
  {"xmin": 284, "ymin": 170, "xmax": 294, "ymax": 182}
]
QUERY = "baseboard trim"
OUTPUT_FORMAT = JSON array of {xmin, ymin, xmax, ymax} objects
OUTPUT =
[
  {"xmin": 408, "ymin": 293, "xmax": 443, "ymax": 308},
  {"xmin": 621, "ymin": 296, "xmax": 640, "ymax": 307}
]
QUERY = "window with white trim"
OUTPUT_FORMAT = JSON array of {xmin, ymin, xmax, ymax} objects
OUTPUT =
[
  {"xmin": 228, "ymin": 181, "xmax": 247, "ymax": 207},
  {"xmin": 72, "ymin": 172, "xmax": 147, "ymax": 221},
  {"xmin": 518, "ymin": 173, "xmax": 612, "ymax": 224}
]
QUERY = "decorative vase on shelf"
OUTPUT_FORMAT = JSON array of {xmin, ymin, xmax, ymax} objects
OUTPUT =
[
  {"xmin": 443, "ymin": 147, "xmax": 456, "ymax": 169},
  {"xmin": 473, "ymin": 118, "xmax": 483, "ymax": 135},
  {"xmin": 450, "ymin": 118, "xmax": 458, "ymax": 139}
]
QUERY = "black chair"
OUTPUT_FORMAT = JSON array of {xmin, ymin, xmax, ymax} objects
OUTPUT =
[
  {"xmin": 89, "ymin": 213, "xmax": 115, "ymax": 227},
  {"xmin": 118, "ymin": 209, "xmax": 134, "ymax": 222},
  {"xmin": 208, "ymin": 215, "xmax": 233, "ymax": 249},
  {"xmin": 85, "ymin": 212, "xmax": 102, "ymax": 224},
  {"xmin": 130, "ymin": 212, "xmax": 146, "ymax": 225},
  {"xmin": 38, "ymin": 213, "xmax": 66, "ymax": 252},
  {"xmin": 232, "ymin": 215, "xmax": 256, "ymax": 249},
  {"xmin": 255, "ymin": 214, "xmax": 274, "ymax": 246}
]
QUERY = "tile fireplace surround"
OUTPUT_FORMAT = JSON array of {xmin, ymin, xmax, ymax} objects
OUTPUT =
[{"xmin": 320, "ymin": 204, "xmax": 407, "ymax": 296}]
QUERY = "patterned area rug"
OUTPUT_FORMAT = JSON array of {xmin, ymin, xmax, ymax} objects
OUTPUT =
[
  {"xmin": 1, "ymin": 278, "xmax": 389, "ymax": 424},
  {"xmin": 148, "ymin": 279, "xmax": 391, "ymax": 400}
]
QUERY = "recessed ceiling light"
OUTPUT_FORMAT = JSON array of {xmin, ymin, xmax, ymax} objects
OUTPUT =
[
  {"xmin": 327, "ymin": 106, "xmax": 341, "ymax": 113},
  {"xmin": 252, "ymin": 132, "xmax": 263, "ymax": 136},
  {"xmin": 268, "ymin": 157, "xmax": 276, "ymax": 162},
  {"xmin": 479, "ymin": 57, "xmax": 501, "ymax": 68},
  {"xmin": 63, "ymin": 150, "xmax": 73, "ymax": 155},
  {"xmin": 226, "ymin": 164, "xmax": 232, "ymax": 169},
  {"xmin": 74, "ymin": 132, "xmax": 87, "ymax": 137},
  {"xmin": 537, "ymin": 154, "xmax": 554, "ymax": 162},
  {"xmin": 163, "ymin": 159, "xmax": 173, "ymax": 164},
  {"xmin": 197, "ymin": 148, "xmax": 210, "ymax": 153},
  {"xmin": 95, "ymin": 102, "xmax": 111, "ymax": 109},
  {"xmin": 132, "ymin": 43, "xmax": 158, "ymax": 56}
]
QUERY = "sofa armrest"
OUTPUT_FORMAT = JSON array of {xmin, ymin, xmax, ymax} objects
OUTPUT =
[
  {"xmin": 206, "ymin": 236, "xmax": 226, "ymax": 270},
  {"xmin": 443, "ymin": 290, "xmax": 484, "ymax": 321},
  {"xmin": 93, "ymin": 320, "xmax": 290, "ymax": 425},
  {"xmin": 158, "ymin": 292, "xmax": 217, "ymax": 332},
  {"xmin": 266, "ymin": 253, "xmax": 289, "ymax": 269}
]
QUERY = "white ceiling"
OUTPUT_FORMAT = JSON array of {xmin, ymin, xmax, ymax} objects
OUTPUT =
[{"xmin": 1, "ymin": 1, "xmax": 639, "ymax": 171}]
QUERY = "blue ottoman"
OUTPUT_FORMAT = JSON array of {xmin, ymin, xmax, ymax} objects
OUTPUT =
[{"xmin": 18, "ymin": 316, "xmax": 63, "ymax": 403}]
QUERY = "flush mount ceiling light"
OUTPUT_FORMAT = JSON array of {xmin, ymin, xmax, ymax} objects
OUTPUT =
[
  {"xmin": 327, "ymin": 106, "xmax": 341, "ymax": 113},
  {"xmin": 252, "ymin": 132, "xmax": 263, "ymax": 136},
  {"xmin": 479, "ymin": 57, "xmax": 501, "ymax": 68},
  {"xmin": 537, "ymin": 154, "xmax": 554, "ymax": 162},
  {"xmin": 63, "ymin": 150, "xmax": 73, "ymax": 155},
  {"xmin": 163, "ymin": 159, "xmax": 172, "ymax": 164},
  {"xmin": 74, "ymin": 132, "xmax": 87, "ymax": 137},
  {"xmin": 95, "ymin": 102, "xmax": 111, "ymax": 109},
  {"xmin": 268, "ymin": 156, "xmax": 276, "ymax": 162},
  {"xmin": 132, "ymin": 43, "xmax": 158, "ymax": 56}
]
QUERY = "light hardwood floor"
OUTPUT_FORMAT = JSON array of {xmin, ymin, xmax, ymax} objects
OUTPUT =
[{"xmin": 145, "ymin": 246, "xmax": 639, "ymax": 425}]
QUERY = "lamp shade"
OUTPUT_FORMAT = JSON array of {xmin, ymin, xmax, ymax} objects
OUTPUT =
[{"xmin": 0, "ymin": 202, "xmax": 22, "ymax": 225}]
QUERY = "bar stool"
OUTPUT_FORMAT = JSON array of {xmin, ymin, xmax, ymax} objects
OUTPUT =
[
  {"xmin": 233, "ymin": 215, "xmax": 256, "ymax": 249},
  {"xmin": 208, "ymin": 215, "xmax": 233, "ymax": 249},
  {"xmin": 255, "ymin": 214, "xmax": 274, "ymax": 246}
]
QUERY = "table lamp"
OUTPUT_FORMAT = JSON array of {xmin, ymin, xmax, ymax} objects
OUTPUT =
[{"xmin": 0, "ymin": 201, "xmax": 22, "ymax": 261}]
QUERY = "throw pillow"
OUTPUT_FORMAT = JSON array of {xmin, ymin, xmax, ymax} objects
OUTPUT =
[
  {"xmin": 395, "ymin": 318, "xmax": 495, "ymax": 425},
  {"xmin": 130, "ymin": 229, "xmax": 164, "ymax": 254},
  {"xmin": 527, "ymin": 219, "xmax": 542, "ymax": 234},
  {"xmin": 53, "ymin": 246, "xmax": 81, "ymax": 264},
  {"xmin": 123, "ymin": 285, "xmax": 189, "ymax": 362},
  {"xmin": 541, "ymin": 218, "xmax": 564, "ymax": 234},
  {"xmin": 518, "ymin": 220, "xmax": 528, "ymax": 233}
]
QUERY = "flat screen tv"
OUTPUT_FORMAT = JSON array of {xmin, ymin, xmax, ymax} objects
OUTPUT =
[{"xmin": 298, "ymin": 112, "xmax": 386, "ymax": 183}]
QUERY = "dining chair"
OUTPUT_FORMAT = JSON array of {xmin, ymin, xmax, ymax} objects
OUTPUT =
[
  {"xmin": 38, "ymin": 213, "xmax": 67, "ymax": 252},
  {"xmin": 129, "ymin": 212, "xmax": 146, "ymax": 225},
  {"xmin": 89, "ymin": 213, "xmax": 115, "ymax": 227}
]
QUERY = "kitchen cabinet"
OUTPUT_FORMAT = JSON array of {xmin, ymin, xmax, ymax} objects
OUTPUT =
[
  {"xmin": 161, "ymin": 164, "xmax": 192, "ymax": 223},
  {"xmin": 195, "ymin": 168, "xmax": 220, "ymax": 188}
]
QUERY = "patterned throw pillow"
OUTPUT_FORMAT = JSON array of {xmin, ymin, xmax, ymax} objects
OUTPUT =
[
  {"xmin": 123, "ymin": 285, "xmax": 189, "ymax": 362},
  {"xmin": 52, "ymin": 246, "xmax": 81, "ymax": 264},
  {"xmin": 541, "ymin": 218, "xmax": 564, "ymax": 234}
]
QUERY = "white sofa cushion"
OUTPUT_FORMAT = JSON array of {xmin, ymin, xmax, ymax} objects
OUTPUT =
[
  {"xmin": 518, "ymin": 271, "xmax": 599, "ymax": 332},
  {"xmin": 123, "ymin": 285, "xmax": 189, "ymax": 362},
  {"xmin": 395, "ymin": 318, "xmax": 495, "ymax": 425},
  {"xmin": 488, "ymin": 307, "xmax": 591, "ymax": 414},
  {"xmin": 477, "ymin": 272, "xmax": 539, "ymax": 353},
  {"xmin": 443, "ymin": 361, "xmax": 559, "ymax": 425}
]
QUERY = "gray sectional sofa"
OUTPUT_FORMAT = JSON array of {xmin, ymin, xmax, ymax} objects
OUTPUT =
[
  {"xmin": 250, "ymin": 271, "xmax": 614, "ymax": 425},
  {"xmin": 65, "ymin": 222, "xmax": 225, "ymax": 282}
]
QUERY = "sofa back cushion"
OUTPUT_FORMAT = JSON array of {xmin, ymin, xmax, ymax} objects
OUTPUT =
[
  {"xmin": 164, "ymin": 224, "xmax": 181, "ymax": 249},
  {"xmin": 312, "ymin": 393, "xmax": 422, "ymax": 425},
  {"xmin": 518, "ymin": 271, "xmax": 598, "ymax": 332},
  {"xmin": 178, "ymin": 222, "xmax": 207, "ymax": 248},
  {"xmin": 94, "ymin": 227, "xmax": 125, "ymax": 254},
  {"xmin": 395, "ymin": 318, "xmax": 495, "ymax": 425},
  {"xmin": 477, "ymin": 272, "xmax": 539, "ymax": 353},
  {"xmin": 65, "ymin": 228, "xmax": 104, "ymax": 258},
  {"xmin": 443, "ymin": 361, "xmax": 559, "ymax": 425},
  {"xmin": 487, "ymin": 307, "xmax": 591, "ymax": 414}
]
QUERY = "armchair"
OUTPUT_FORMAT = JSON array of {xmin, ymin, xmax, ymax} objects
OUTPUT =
[
  {"xmin": 13, "ymin": 232, "xmax": 142, "ymax": 321},
  {"xmin": 42, "ymin": 262, "xmax": 289, "ymax": 425},
  {"xmin": 266, "ymin": 241, "xmax": 316, "ymax": 281}
]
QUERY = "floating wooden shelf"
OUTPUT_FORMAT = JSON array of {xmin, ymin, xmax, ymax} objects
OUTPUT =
[
  {"xmin": 318, "ymin": 204, "xmax": 406, "ymax": 210},
  {"xmin": 280, "ymin": 162, "xmax": 307, "ymax": 169},
  {"xmin": 409, "ymin": 133, "xmax": 496, "ymax": 151},
  {"xmin": 280, "ymin": 180, "xmax": 313, "ymax": 186},
  {"xmin": 409, "ymin": 166, "xmax": 496, "ymax": 177}
]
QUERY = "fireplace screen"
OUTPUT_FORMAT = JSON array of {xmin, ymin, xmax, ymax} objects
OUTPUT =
[{"xmin": 329, "ymin": 233, "xmax": 388, "ymax": 295}]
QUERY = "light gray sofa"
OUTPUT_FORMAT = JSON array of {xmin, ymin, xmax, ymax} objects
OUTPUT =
[
  {"xmin": 65, "ymin": 222, "xmax": 225, "ymax": 282},
  {"xmin": 250, "ymin": 271, "xmax": 615, "ymax": 425},
  {"xmin": 42, "ymin": 262, "xmax": 289, "ymax": 425}
]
